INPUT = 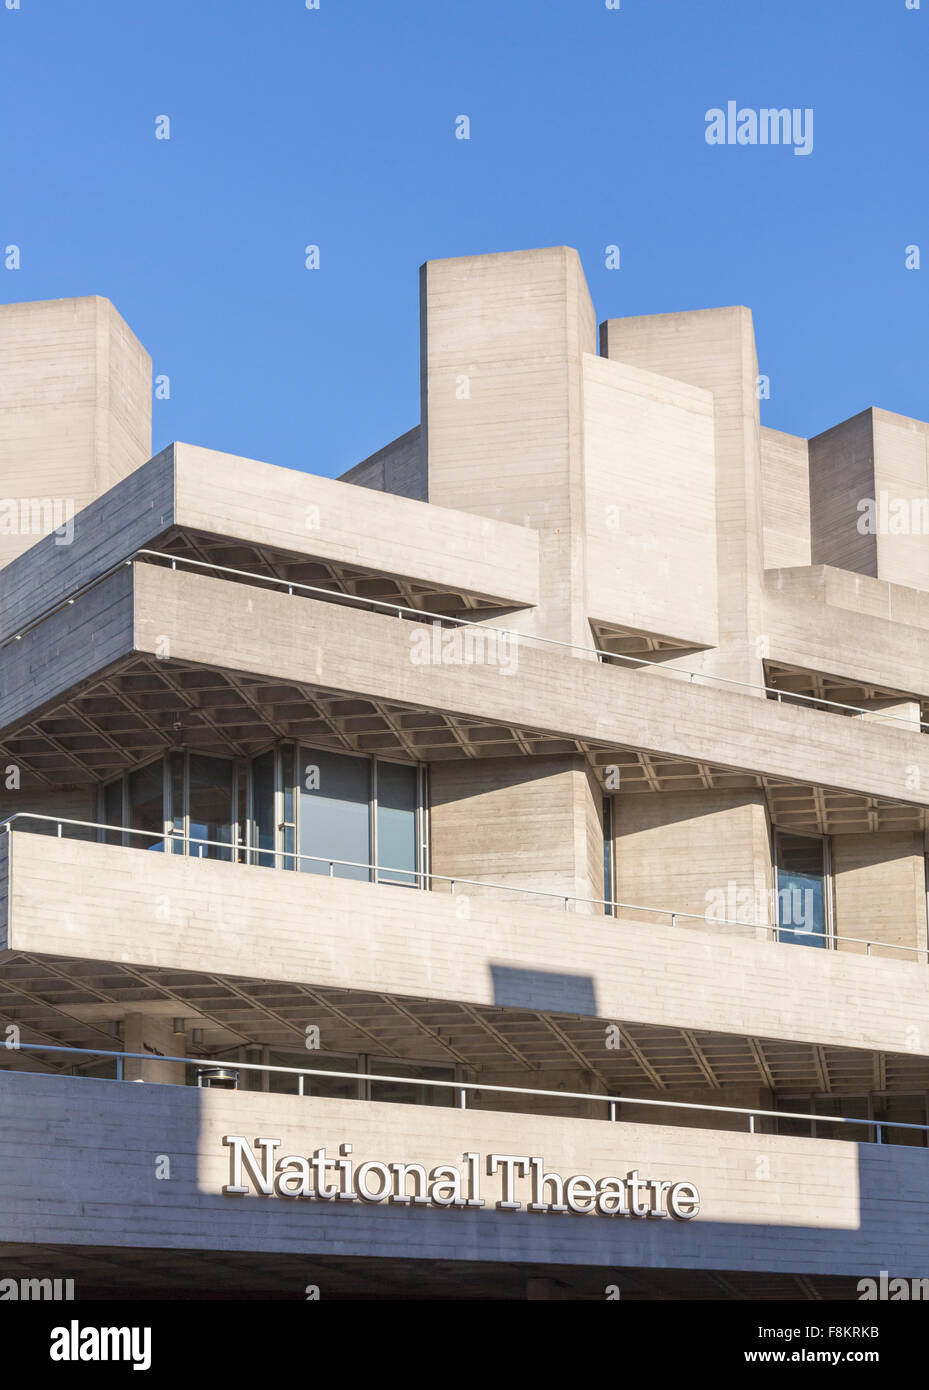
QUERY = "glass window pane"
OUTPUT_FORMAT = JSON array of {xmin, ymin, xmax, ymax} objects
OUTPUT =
[
  {"xmin": 299, "ymin": 749, "xmax": 371, "ymax": 880},
  {"xmin": 170, "ymin": 752, "xmax": 185, "ymax": 854},
  {"xmin": 376, "ymin": 761, "xmax": 418, "ymax": 885},
  {"xmin": 267, "ymin": 1050, "xmax": 358, "ymax": 1099},
  {"xmin": 251, "ymin": 749, "xmax": 275, "ymax": 867},
  {"xmin": 774, "ymin": 1096, "xmax": 815, "ymax": 1139},
  {"xmin": 281, "ymin": 744, "xmax": 296, "ymax": 871},
  {"xmin": 188, "ymin": 754, "xmax": 234, "ymax": 861},
  {"xmin": 875, "ymin": 1094, "xmax": 928, "ymax": 1148},
  {"xmin": 603, "ymin": 796, "xmax": 614, "ymax": 915},
  {"xmin": 812, "ymin": 1094, "xmax": 872, "ymax": 1143},
  {"xmin": 777, "ymin": 834, "xmax": 827, "ymax": 947},
  {"xmin": 128, "ymin": 761, "xmax": 164, "ymax": 852},
  {"xmin": 368, "ymin": 1059, "xmax": 455, "ymax": 1108}
]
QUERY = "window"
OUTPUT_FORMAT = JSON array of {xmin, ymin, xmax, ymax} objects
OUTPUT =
[
  {"xmin": 101, "ymin": 752, "xmax": 236, "ymax": 861},
  {"xmin": 367, "ymin": 1058, "xmax": 456, "ymax": 1108},
  {"xmin": 128, "ymin": 760, "xmax": 166, "ymax": 852},
  {"xmin": 776, "ymin": 1092, "xmax": 927, "ymax": 1148},
  {"xmin": 187, "ymin": 754, "xmax": 235, "ymax": 861},
  {"xmin": 775, "ymin": 831, "xmax": 831, "ymax": 948},
  {"xmin": 298, "ymin": 748, "xmax": 424, "ymax": 885},
  {"xmin": 251, "ymin": 749, "xmax": 275, "ymax": 867},
  {"xmin": 100, "ymin": 745, "xmax": 427, "ymax": 887},
  {"xmin": 299, "ymin": 748, "xmax": 371, "ymax": 880},
  {"xmin": 602, "ymin": 796, "xmax": 614, "ymax": 915},
  {"xmin": 375, "ymin": 760, "xmax": 418, "ymax": 886}
]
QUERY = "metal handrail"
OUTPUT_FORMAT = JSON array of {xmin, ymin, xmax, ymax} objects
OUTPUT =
[
  {"xmin": 8, "ymin": 1044, "xmax": 924, "ymax": 1146},
  {"xmin": 3, "ymin": 811, "xmax": 927, "ymax": 961},
  {"xmin": 2, "ymin": 544, "xmax": 927, "ymax": 733}
]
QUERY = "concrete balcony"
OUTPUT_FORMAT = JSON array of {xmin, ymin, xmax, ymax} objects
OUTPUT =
[
  {"xmin": 0, "ymin": 1068, "xmax": 926, "ymax": 1288},
  {"xmin": 2, "ymin": 828, "xmax": 929, "ymax": 1085},
  {"xmin": 766, "ymin": 565, "xmax": 929, "ymax": 704},
  {"xmin": 0, "ymin": 441, "xmax": 541, "ymax": 646},
  {"xmin": 2, "ymin": 560, "xmax": 929, "ymax": 836}
]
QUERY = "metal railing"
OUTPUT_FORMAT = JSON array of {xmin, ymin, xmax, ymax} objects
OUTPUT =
[
  {"xmin": 2, "ymin": 545, "xmax": 927, "ymax": 733},
  {"xmin": 9, "ymin": 1044, "xmax": 927, "ymax": 1147},
  {"xmin": 3, "ymin": 811, "xmax": 927, "ymax": 962}
]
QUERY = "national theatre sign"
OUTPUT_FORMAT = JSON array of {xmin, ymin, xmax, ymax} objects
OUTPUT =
[{"xmin": 222, "ymin": 1137, "xmax": 701, "ymax": 1219}]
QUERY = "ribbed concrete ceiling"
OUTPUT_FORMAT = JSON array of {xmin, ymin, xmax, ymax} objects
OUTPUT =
[{"xmin": 2, "ymin": 950, "xmax": 927, "ymax": 1104}]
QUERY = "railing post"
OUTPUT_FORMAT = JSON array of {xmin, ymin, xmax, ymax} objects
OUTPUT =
[
  {"xmin": 670, "ymin": 913, "xmax": 677, "ymax": 929},
  {"xmin": 748, "ymin": 1114, "xmax": 755, "ymax": 1134},
  {"xmin": 116, "ymin": 1056, "xmax": 124, "ymax": 1082},
  {"xmin": 564, "ymin": 897, "xmax": 569, "ymax": 912},
  {"xmin": 57, "ymin": 821, "xmax": 62, "ymax": 838},
  {"xmin": 867, "ymin": 942, "xmax": 872, "ymax": 957},
  {"xmin": 609, "ymin": 1101, "xmax": 616, "ymax": 1122},
  {"xmin": 457, "ymin": 1088, "xmax": 467, "ymax": 1110},
  {"xmin": 328, "ymin": 861, "xmax": 334, "ymax": 878},
  {"xmin": 875, "ymin": 1122, "xmax": 883, "ymax": 1145}
]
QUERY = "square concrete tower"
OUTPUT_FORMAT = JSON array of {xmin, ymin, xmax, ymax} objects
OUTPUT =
[
  {"xmin": 809, "ymin": 407, "xmax": 929, "ymax": 592},
  {"xmin": 421, "ymin": 246, "xmax": 596, "ymax": 647},
  {"xmin": 0, "ymin": 296, "xmax": 152, "ymax": 566},
  {"xmin": 600, "ymin": 306, "xmax": 765, "ymax": 686}
]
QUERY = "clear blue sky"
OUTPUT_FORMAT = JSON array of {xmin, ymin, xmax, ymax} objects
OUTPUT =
[{"xmin": 1, "ymin": 0, "xmax": 926, "ymax": 478}]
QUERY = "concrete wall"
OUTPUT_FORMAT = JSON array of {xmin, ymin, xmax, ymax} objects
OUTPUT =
[
  {"xmin": 339, "ymin": 426, "xmax": 426, "ymax": 501},
  {"xmin": 613, "ymin": 789, "xmax": 773, "ymax": 929},
  {"xmin": 0, "ymin": 296, "xmax": 151, "ymax": 567},
  {"xmin": 430, "ymin": 755, "xmax": 605, "ymax": 910},
  {"xmin": 761, "ymin": 427, "xmax": 811, "ymax": 570},
  {"xmin": 583, "ymin": 354, "xmax": 718, "ymax": 649},
  {"xmin": 832, "ymin": 832, "xmax": 928, "ymax": 957},
  {"xmin": 873, "ymin": 409, "xmax": 929, "ymax": 592},
  {"xmin": 422, "ymin": 247, "xmax": 596, "ymax": 646},
  {"xmin": 3, "ymin": 1070, "xmax": 929, "ymax": 1277},
  {"xmin": 809, "ymin": 411, "xmax": 877, "ymax": 577}
]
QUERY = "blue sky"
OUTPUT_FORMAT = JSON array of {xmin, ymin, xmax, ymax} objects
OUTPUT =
[{"xmin": 1, "ymin": 0, "xmax": 926, "ymax": 478}]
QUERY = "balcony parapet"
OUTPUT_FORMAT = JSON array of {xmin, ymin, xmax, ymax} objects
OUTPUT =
[{"xmin": 2, "ymin": 824, "xmax": 929, "ymax": 1063}]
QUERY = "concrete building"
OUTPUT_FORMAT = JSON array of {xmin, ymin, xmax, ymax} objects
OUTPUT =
[{"xmin": 1, "ymin": 248, "xmax": 929, "ymax": 1299}]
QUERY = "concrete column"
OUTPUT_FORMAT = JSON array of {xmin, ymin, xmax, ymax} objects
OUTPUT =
[
  {"xmin": 429, "ymin": 755, "xmax": 605, "ymax": 912},
  {"xmin": 831, "ymin": 832, "xmax": 928, "ymax": 960},
  {"xmin": 122, "ymin": 1014, "xmax": 186, "ymax": 1085},
  {"xmin": 0, "ymin": 296, "xmax": 152, "ymax": 567},
  {"xmin": 612, "ymin": 789, "xmax": 774, "ymax": 936},
  {"xmin": 421, "ymin": 246, "xmax": 596, "ymax": 647},
  {"xmin": 600, "ymin": 306, "xmax": 766, "ymax": 687}
]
